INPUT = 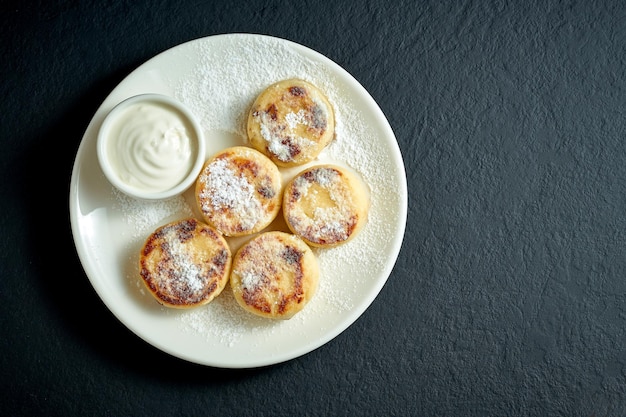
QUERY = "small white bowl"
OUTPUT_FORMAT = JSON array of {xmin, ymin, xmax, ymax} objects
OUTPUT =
[{"xmin": 97, "ymin": 94, "xmax": 206, "ymax": 200}]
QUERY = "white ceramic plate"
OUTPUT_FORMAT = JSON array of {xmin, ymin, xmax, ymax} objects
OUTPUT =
[{"xmin": 70, "ymin": 34, "xmax": 407, "ymax": 368}]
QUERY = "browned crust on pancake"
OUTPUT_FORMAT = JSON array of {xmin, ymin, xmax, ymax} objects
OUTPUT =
[
  {"xmin": 195, "ymin": 146, "xmax": 282, "ymax": 237},
  {"xmin": 283, "ymin": 165, "xmax": 368, "ymax": 247},
  {"xmin": 230, "ymin": 231, "xmax": 318, "ymax": 319},
  {"xmin": 139, "ymin": 218, "xmax": 232, "ymax": 308},
  {"xmin": 247, "ymin": 79, "xmax": 335, "ymax": 167}
]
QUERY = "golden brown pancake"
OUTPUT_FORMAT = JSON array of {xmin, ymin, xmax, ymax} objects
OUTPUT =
[
  {"xmin": 139, "ymin": 218, "xmax": 232, "ymax": 308},
  {"xmin": 283, "ymin": 164, "xmax": 369, "ymax": 247},
  {"xmin": 247, "ymin": 78, "xmax": 335, "ymax": 167},
  {"xmin": 195, "ymin": 146, "xmax": 282, "ymax": 237},
  {"xmin": 230, "ymin": 231, "xmax": 319, "ymax": 319}
]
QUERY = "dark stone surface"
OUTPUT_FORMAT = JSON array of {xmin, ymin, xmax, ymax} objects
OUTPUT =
[{"xmin": 2, "ymin": 0, "xmax": 626, "ymax": 415}]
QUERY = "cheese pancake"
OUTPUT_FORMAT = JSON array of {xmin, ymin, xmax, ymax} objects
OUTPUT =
[
  {"xmin": 283, "ymin": 165, "xmax": 369, "ymax": 247},
  {"xmin": 196, "ymin": 146, "xmax": 282, "ymax": 237},
  {"xmin": 247, "ymin": 79, "xmax": 335, "ymax": 167},
  {"xmin": 139, "ymin": 218, "xmax": 231, "ymax": 308},
  {"xmin": 230, "ymin": 231, "xmax": 319, "ymax": 319}
]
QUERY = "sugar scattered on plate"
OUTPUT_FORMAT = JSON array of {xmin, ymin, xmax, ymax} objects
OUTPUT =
[
  {"xmin": 112, "ymin": 35, "xmax": 400, "ymax": 346},
  {"xmin": 111, "ymin": 188, "xmax": 194, "ymax": 240}
]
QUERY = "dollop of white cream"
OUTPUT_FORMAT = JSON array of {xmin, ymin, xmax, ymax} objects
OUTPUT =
[{"xmin": 108, "ymin": 102, "xmax": 196, "ymax": 193}]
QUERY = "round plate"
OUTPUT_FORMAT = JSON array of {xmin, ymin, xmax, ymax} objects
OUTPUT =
[{"xmin": 70, "ymin": 34, "xmax": 407, "ymax": 368}]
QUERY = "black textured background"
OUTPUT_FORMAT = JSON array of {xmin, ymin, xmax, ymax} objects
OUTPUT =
[{"xmin": 2, "ymin": 1, "xmax": 626, "ymax": 416}]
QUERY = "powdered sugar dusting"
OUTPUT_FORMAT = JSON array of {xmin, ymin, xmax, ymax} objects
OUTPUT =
[
  {"xmin": 257, "ymin": 110, "xmax": 317, "ymax": 162},
  {"xmin": 178, "ymin": 286, "xmax": 275, "ymax": 347},
  {"xmin": 166, "ymin": 234, "xmax": 204, "ymax": 296},
  {"xmin": 198, "ymin": 157, "xmax": 261, "ymax": 232},
  {"xmin": 176, "ymin": 37, "xmax": 331, "ymax": 139},
  {"xmin": 285, "ymin": 109, "xmax": 308, "ymax": 129},
  {"xmin": 111, "ymin": 188, "xmax": 194, "ymax": 240},
  {"xmin": 111, "ymin": 35, "xmax": 400, "ymax": 350},
  {"xmin": 288, "ymin": 167, "xmax": 353, "ymax": 243},
  {"xmin": 240, "ymin": 268, "xmax": 264, "ymax": 291}
]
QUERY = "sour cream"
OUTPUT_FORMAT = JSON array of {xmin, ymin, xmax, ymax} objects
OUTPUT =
[
  {"xmin": 98, "ymin": 94, "xmax": 205, "ymax": 200},
  {"xmin": 106, "ymin": 101, "xmax": 197, "ymax": 193}
]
